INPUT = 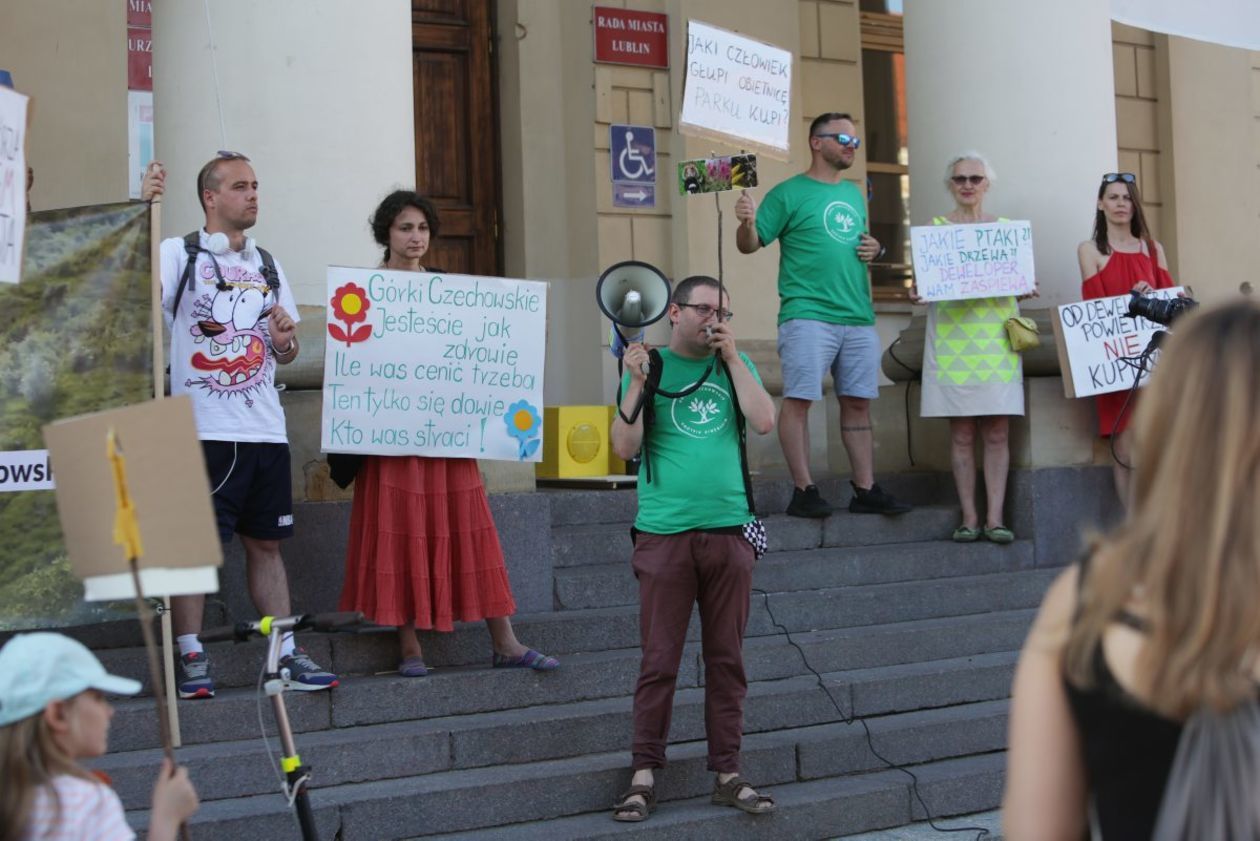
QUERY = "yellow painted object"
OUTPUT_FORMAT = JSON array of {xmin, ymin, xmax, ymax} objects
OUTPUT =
[{"xmin": 536, "ymin": 406, "xmax": 625, "ymax": 477}]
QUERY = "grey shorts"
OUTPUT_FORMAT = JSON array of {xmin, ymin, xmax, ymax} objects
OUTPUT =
[{"xmin": 777, "ymin": 319, "xmax": 879, "ymax": 401}]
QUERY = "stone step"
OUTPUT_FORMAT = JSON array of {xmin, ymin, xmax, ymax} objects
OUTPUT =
[
  {"xmin": 417, "ymin": 754, "xmax": 1007, "ymax": 840},
  {"xmin": 539, "ymin": 473, "xmax": 957, "ymax": 530},
  {"xmin": 128, "ymin": 726, "xmax": 1006, "ymax": 839},
  {"xmin": 835, "ymin": 809, "xmax": 1003, "ymax": 840},
  {"xmin": 551, "ymin": 506, "xmax": 963, "ymax": 569},
  {"xmin": 98, "ymin": 567, "xmax": 1048, "ymax": 700},
  {"xmin": 105, "ymin": 617, "xmax": 1013, "ymax": 756},
  {"xmin": 101, "ymin": 644, "xmax": 1010, "ymax": 809},
  {"xmin": 554, "ymin": 538, "xmax": 1033, "ymax": 609}
]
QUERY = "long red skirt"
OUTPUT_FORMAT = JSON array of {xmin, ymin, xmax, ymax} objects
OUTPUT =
[{"xmin": 338, "ymin": 456, "xmax": 516, "ymax": 631}]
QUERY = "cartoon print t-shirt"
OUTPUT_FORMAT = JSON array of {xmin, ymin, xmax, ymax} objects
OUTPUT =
[{"xmin": 160, "ymin": 231, "xmax": 299, "ymax": 443}]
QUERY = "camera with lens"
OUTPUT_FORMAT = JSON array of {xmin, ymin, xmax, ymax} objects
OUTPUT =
[{"xmin": 1126, "ymin": 290, "xmax": 1198, "ymax": 327}]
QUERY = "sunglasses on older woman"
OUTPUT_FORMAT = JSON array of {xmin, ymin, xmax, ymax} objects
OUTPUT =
[
  {"xmin": 1102, "ymin": 172, "xmax": 1136, "ymax": 184},
  {"xmin": 950, "ymin": 175, "xmax": 986, "ymax": 186}
]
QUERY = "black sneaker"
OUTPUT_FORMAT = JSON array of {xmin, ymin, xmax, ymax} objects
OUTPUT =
[
  {"xmin": 786, "ymin": 484, "xmax": 833, "ymax": 518},
  {"xmin": 175, "ymin": 651, "xmax": 215, "ymax": 699},
  {"xmin": 848, "ymin": 482, "xmax": 913, "ymax": 515}
]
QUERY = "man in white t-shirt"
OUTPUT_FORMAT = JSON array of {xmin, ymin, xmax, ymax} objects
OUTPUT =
[{"xmin": 150, "ymin": 153, "xmax": 337, "ymax": 698}]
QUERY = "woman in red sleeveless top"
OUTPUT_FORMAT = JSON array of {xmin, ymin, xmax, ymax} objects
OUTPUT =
[{"xmin": 1076, "ymin": 173, "xmax": 1175, "ymax": 506}]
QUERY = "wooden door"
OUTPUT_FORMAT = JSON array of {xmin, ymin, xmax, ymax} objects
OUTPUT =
[{"xmin": 411, "ymin": 1, "xmax": 500, "ymax": 275}]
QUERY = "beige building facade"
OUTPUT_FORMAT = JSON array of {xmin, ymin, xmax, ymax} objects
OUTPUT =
[{"xmin": 4, "ymin": 0, "xmax": 1259, "ymax": 493}]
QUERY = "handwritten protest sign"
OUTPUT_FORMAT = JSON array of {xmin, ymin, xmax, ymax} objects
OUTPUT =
[
  {"xmin": 910, "ymin": 220, "xmax": 1036, "ymax": 302},
  {"xmin": 1051, "ymin": 288, "xmax": 1184, "ymax": 398},
  {"xmin": 0, "ymin": 85, "xmax": 30, "ymax": 284},
  {"xmin": 321, "ymin": 268, "xmax": 547, "ymax": 461},
  {"xmin": 679, "ymin": 20, "xmax": 792, "ymax": 158}
]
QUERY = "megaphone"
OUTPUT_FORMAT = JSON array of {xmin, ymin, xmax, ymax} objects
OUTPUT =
[{"xmin": 596, "ymin": 261, "xmax": 671, "ymax": 360}]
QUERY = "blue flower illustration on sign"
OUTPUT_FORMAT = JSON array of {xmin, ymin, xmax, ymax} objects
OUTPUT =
[{"xmin": 504, "ymin": 399, "xmax": 542, "ymax": 460}]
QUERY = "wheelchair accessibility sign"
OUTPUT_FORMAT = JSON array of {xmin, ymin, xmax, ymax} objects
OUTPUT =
[{"xmin": 610, "ymin": 123, "xmax": 656, "ymax": 208}]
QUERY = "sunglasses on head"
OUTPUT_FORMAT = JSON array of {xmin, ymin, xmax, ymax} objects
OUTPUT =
[
  {"xmin": 814, "ymin": 132, "xmax": 861, "ymax": 149},
  {"xmin": 1102, "ymin": 172, "xmax": 1136, "ymax": 184},
  {"xmin": 950, "ymin": 175, "xmax": 986, "ymax": 186},
  {"xmin": 198, "ymin": 151, "xmax": 252, "ymax": 194}
]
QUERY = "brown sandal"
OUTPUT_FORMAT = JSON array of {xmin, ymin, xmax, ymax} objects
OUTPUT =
[
  {"xmin": 611, "ymin": 784, "xmax": 656, "ymax": 822},
  {"xmin": 711, "ymin": 775, "xmax": 776, "ymax": 814}
]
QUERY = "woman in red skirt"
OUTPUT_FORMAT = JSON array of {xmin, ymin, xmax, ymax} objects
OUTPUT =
[
  {"xmin": 1077, "ymin": 172, "xmax": 1176, "ymax": 507},
  {"xmin": 334, "ymin": 190, "xmax": 558, "ymax": 677}
]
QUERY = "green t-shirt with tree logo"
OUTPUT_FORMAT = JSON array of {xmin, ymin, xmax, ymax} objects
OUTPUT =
[
  {"xmin": 623, "ymin": 349, "xmax": 760, "ymax": 534},
  {"xmin": 755, "ymin": 174, "xmax": 875, "ymax": 326}
]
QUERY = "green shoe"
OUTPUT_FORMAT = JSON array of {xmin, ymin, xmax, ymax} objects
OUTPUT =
[
  {"xmin": 983, "ymin": 525, "xmax": 1015, "ymax": 544},
  {"xmin": 952, "ymin": 525, "xmax": 982, "ymax": 543}
]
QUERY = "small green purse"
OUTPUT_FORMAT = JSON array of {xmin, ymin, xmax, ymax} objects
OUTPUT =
[{"xmin": 1004, "ymin": 315, "xmax": 1040, "ymax": 352}]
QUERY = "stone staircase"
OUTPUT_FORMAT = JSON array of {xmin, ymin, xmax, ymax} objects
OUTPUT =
[{"xmin": 83, "ymin": 472, "xmax": 1084, "ymax": 840}]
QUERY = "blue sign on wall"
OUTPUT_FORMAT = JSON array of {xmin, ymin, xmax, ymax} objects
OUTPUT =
[{"xmin": 610, "ymin": 124, "xmax": 656, "ymax": 208}]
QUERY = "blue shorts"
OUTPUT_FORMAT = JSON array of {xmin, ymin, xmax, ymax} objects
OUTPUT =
[
  {"xmin": 201, "ymin": 441, "xmax": 294, "ymax": 544},
  {"xmin": 777, "ymin": 319, "xmax": 879, "ymax": 401}
]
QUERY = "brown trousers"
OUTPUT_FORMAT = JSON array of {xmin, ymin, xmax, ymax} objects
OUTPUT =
[{"xmin": 630, "ymin": 529, "xmax": 754, "ymax": 773}]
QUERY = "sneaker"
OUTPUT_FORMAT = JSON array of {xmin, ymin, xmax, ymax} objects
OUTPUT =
[
  {"xmin": 278, "ymin": 648, "xmax": 339, "ymax": 691},
  {"xmin": 848, "ymin": 482, "xmax": 913, "ymax": 515},
  {"xmin": 786, "ymin": 484, "xmax": 833, "ymax": 518},
  {"xmin": 175, "ymin": 651, "xmax": 215, "ymax": 700}
]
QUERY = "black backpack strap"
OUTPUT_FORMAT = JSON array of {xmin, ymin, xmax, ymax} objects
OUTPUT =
[
  {"xmin": 171, "ymin": 231, "xmax": 202, "ymax": 317},
  {"xmin": 720, "ymin": 356, "xmax": 758, "ymax": 516},
  {"xmin": 256, "ymin": 246, "xmax": 281, "ymax": 297},
  {"xmin": 638, "ymin": 349, "xmax": 664, "ymax": 484}
]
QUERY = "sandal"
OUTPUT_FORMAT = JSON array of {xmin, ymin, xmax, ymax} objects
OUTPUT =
[
  {"xmin": 398, "ymin": 655, "xmax": 428, "ymax": 677},
  {"xmin": 711, "ymin": 775, "xmax": 776, "ymax": 815},
  {"xmin": 952, "ymin": 525, "xmax": 982, "ymax": 543},
  {"xmin": 983, "ymin": 525, "xmax": 1015, "ymax": 544},
  {"xmin": 492, "ymin": 648, "xmax": 560, "ymax": 671},
  {"xmin": 611, "ymin": 784, "xmax": 656, "ymax": 822}
]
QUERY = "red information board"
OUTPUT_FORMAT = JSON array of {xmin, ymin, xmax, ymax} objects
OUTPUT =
[
  {"xmin": 593, "ymin": 7, "xmax": 669, "ymax": 69},
  {"xmin": 127, "ymin": 26, "xmax": 152, "ymax": 92}
]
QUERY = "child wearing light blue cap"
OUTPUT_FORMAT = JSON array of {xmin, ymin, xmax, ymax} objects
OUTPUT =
[{"xmin": 0, "ymin": 632, "xmax": 199, "ymax": 840}]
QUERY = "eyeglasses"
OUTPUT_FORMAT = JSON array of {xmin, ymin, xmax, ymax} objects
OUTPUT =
[
  {"xmin": 950, "ymin": 175, "xmax": 986, "ymax": 186},
  {"xmin": 814, "ymin": 133, "xmax": 861, "ymax": 149},
  {"xmin": 1102, "ymin": 172, "xmax": 1136, "ymax": 184},
  {"xmin": 676, "ymin": 303, "xmax": 733, "ymax": 321}
]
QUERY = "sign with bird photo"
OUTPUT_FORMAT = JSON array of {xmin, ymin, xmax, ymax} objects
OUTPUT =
[{"xmin": 677, "ymin": 154, "xmax": 757, "ymax": 195}]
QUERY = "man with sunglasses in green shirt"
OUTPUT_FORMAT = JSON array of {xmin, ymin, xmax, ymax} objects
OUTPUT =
[{"xmin": 735, "ymin": 112, "xmax": 910, "ymax": 519}]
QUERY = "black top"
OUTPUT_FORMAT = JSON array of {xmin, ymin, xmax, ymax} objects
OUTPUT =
[{"xmin": 1064, "ymin": 610, "xmax": 1183, "ymax": 841}]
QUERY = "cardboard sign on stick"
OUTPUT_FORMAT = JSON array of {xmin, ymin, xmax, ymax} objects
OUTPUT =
[
  {"xmin": 679, "ymin": 20, "xmax": 792, "ymax": 159},
  {"xmin": 1051, "ymin": 288, "xmax": 1185, "ymax": 399},
  {"xmin": 42, "ymin": 396, "xmax": 221, "ymax": 600}
]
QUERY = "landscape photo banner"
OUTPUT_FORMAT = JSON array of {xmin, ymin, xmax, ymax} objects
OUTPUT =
[
  {"xmin": 0, "ymin": 201, "xmax": 155, "ymax": 630},
  {"xmin": 910, "ymin": 220, "xmax": 1036, "ymax": 302},
  {"xmin": 0, "ymin": 85, "xmax": 30, "ymax": 284},
  {"xmin": 678, "ymin": 20, "xmax": 792, "ymax": 158},
  {"xmin": 1052, "ymin": 287, "xmax": 1185, "ymax": 399},
  {"xmin": 322, "ymin": 267, "xmax": 547, "ymax": 461}
]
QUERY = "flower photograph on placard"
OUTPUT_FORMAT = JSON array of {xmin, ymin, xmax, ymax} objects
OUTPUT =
[{"xmin": 328, "ymin": 282, "xmax": 372, "ymax": 346}]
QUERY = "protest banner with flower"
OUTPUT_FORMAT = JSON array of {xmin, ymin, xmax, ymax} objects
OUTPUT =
[{"xmin": 321, "ymin": 266, "xmax": 547, "ymax": 461}]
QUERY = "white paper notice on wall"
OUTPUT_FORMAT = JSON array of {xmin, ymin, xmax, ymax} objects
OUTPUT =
[
  {"xmin": 0, "ymin": 85, "xmax": 30, "ymax": 284},
  {"xmin": 678, "ymin": 20, "xmax": 792, "ymax": 159},
  {"xmin": 321, "ymin": 267, "xmax": 548, "ymax": 462}
]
